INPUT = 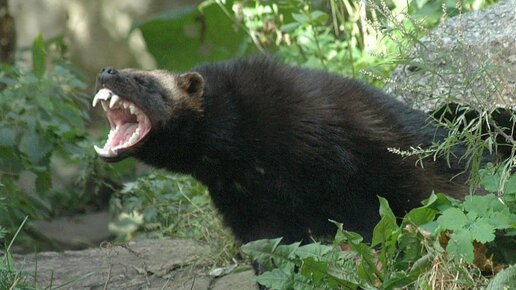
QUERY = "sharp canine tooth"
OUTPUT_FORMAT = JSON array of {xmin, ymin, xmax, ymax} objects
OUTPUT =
[
  {"xmin": 94, "ymin": 145, "xmax": 110, "ymax": 156},
  {"xmin": 101, "ymin": 101, "xmax": 108, "ymax": 111},
  {"xmin": 94, "ymin": 145, "xmax": 116, "ymax": 157},
  {"xmin": 92, "ymin": 89, "xmax": 112, "ymax": 107},
  {"xmin": 109, "ymin": 94, "xmax": 120, "ymax": 108},
  {"xmin": 94, "ymin": 145, "xmax": 103, "ymax": 154}
]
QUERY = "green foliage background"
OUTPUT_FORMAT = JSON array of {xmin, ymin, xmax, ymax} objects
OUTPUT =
[{"xmin": 0, "ymin": 0, "xmax": 514, "ymax": 289}]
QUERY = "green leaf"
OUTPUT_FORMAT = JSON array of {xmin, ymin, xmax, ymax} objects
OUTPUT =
[
  {"xmin": 292, "ymin": 13, "xmax": 309, "ymax": 24},
  {"xmin": 299, "ymin": 257, "xmax": 328, "ymax": 284},
  {"xmin": 35, "ymin": 93, "xmax": 54, "ymax": 113},
  {"xmin": 281, "ymin": 22, "xmax": 300, "ymax": 32},
  {"xmin": 422, "ymin": 192, "xmax": 454, "ymax": 211},
  {"xmin": 436, "ymin": 207, "xmax": 470, "ymax": 231},
  {"xmin": 241, "ymin": 238, "xmax": 285, "ymax": 271},
  {"xmin": 18, "ymin": 128, "xmax": 54, "ymax": 164},
  {"xmin": 0, "ymin": 147, "xmax": 24, "ymax": 173},
  {"xmin": 295, "ymin": 243, "xmax": 332, "ymax": 261},
  {"xmin": 382, "ymin": 270, "xmax": 421, "ymax": 289},
  {"xmin": 274, "ymin": 242, "xmax": 302, "ymax": 271},
  {"xmin": 331, "ymin": 220, "xmax": 364, "ymax": 246},
  {"xmin": 446, "ymin": 230, "xmax": 474, "ymax": 263},
  {"xmin": 135, "ymin": 4, "xmax": 250, "ymax": 72},
  {"xmin": 309, "ymin": 11, "xmax": 328, "ymax": 25},
  {"xmin": 402, "ymin": 206, "xmax": 437, "ymax": 227},
  {"xmin": 486, "ymin": 264, "xmax": 516, "ymax": 290},
  {"xmin": 505, "ymin": 175, "xmax": 516, "ymax": 195},
  {"xmin": 35, "ymin": 171, "xmax": 52, "ymax": 193},
  {"xmin": 255, "ymin": 268, "xmax": 293, "ymax": 290},
  {"xmin": 469, "ymin": 219, "xmax": 496, "ymax": 243},
  {"xmin": 0, "ymin": 128, "xmax": 16, "ymax": 146},
  {"xmin": 463, "ymin": 194, "xmax": 499, "ymax": 216},
  {"xmin": 371, "ymin": 197, "xmax": 398, "ymax": 246},
  {"xmin": 32, "ymin": 34, "xmax": 47, "ymax": 79},
  {"xmin": 488, "ymin": 210, "xmax": 514, "ymax": 229}
]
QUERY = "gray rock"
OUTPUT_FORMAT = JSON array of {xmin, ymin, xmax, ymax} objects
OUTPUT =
[
  {"xmin": 15, "ymin": 239, "xmax": 258, "ymax": 290},
  {"xmin": 31, "ymin": 211, "xmax": 112, "ymax": 250},
  {"xmin": 385, "ymin": 0, "xmax": 516, "ymax": 111},
  {"xmin": 212, "ymin": 270, "xmax": 259, "ymax": 290}
]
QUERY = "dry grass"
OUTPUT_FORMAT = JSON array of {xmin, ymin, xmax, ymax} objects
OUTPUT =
[{"xmin": 416, "ymin": 253, "xmax": 490, "ymax": 290}]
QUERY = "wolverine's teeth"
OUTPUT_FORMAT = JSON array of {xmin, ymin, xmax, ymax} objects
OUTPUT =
[
  {"xmin": 93, "ymin": 145, "xmax": 116, "ymax": 157},
  {"xmin": 129, "ymin": 104, "xmax": 136, "ymax": 115},
  {"xmin": 101, "ymin": 101, "xmax": 109, "ymax": 111},
  {"xmin": 109, "ymin": 94, "xmax": 121, "ymax": 108},
  {"xmin": 107, "ymin": 128, "xmax": 115, "ymax": 142},
  {"xmin": 113, "ymin": 127, "xmax": 142, "ymax": 151},
  {"xmin": 128, "ymin": 128, "xmax": 140, "ymax": 144},
  {"xmin": 92, "ymin": 88, "xmax": 112, "ymax": 107},
  {"xmin": 93, "ymin": 145, "xmax": 103, "ymax": 155}
]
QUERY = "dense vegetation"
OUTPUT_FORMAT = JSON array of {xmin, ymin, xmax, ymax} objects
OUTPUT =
[{"xmin": 1, "ymin": 0, "xmax": 514, "ymax": 289}]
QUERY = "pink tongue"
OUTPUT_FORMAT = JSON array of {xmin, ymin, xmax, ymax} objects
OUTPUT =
[{"xmin": 109, "ymin": 123, "xmax": 138, "ymax": 148}]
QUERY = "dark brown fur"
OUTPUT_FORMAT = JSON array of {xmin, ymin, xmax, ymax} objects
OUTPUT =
[{"xmin": 95, "ymin": 57, "xmax": 469, "ymax": 243}]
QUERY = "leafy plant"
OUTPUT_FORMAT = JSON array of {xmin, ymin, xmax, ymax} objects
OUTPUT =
[
  {"xmin": 109, "ymin": 172, "xmax": 238, "ymax": 265},
  {"xmin": 427, "ymin": 165, "xmax": 516, "ymax": 264},
  {"xmin": 132, "ymin": 1, "xmax": 252, "ymax": 72},
  {"xmin": 242, "ymin": 167, "xmax": 516, "ymax": 290},
  {"xmin": 242, "ymin": 199, "xmax": 409, "ymax": 289},
  {"xmin": 0, "ymin": 35, "xmax": 126, "ymax": 245},
  {"xmin": 486, "ymin": 264, "xmax": 516, "ymax": 290}
]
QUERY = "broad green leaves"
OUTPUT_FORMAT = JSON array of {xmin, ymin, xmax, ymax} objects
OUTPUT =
[
  {"xmin": 436, "ymin": 194, "xmax": 516, "ymax": 263},
  {"xmin": 133, "ymin": 2, "xmax": 250, "ymax": 71},
  {"xmin": 432, "ymin": 167, "xmax": 516, "ymax": 264},
  {"xmin": 243, "ymin": 197, "xmax": 431, "ymax": 290},
  {"xmin": 243, "ymin": 189, "xmax": 516, "ymax": 289},
  {"xmin": 242, "ymin": 238, "xmax": 361, "ymax": 290},
  {"xmin": 0, "ymin": 35, "xmax": 99, "ymax": 241},
  {"xmin": 486, "ymin": 264, "xmax": 516, "ymax": 290}
]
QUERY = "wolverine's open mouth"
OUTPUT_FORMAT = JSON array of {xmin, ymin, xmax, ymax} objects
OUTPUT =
[{"xmin": 92, "ymin": 88, "xmax": 151, "ymax": 158}]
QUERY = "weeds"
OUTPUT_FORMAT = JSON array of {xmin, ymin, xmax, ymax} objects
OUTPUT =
[
  {"xmin": 109, "ymin": 172, "xmax": 239, "ymax": 267},
  {"xmin": 1, "ymin": 216, "xmax": 32, "ymax": 290}
]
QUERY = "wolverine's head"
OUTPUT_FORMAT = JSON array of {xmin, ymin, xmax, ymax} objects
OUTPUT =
[{"xmin": 92, "ymin": 67, "xmax": 204, "ymax": 162}]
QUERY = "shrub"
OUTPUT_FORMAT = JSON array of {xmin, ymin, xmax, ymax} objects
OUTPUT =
[{"xmin": 0, "ymin": 35, "xmax": 126, "ymax": 245}]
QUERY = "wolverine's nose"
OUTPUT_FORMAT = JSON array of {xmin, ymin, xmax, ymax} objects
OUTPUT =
[
  {"xmin": 98, "ymin": 67, "xmax": 119, "ymax": 85},
  {"xmin": 100, "ymin": 67, "xmax": 118, "ymax": 77}
]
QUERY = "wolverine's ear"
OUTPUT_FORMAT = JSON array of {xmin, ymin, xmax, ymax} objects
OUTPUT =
[{"xmin": 178, "ymin": 72, "xmax": 204, "ymax": 98}]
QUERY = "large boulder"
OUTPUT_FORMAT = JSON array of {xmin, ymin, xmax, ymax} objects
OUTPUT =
[{"xmin": 385, "ymin": 0, "xmax": 515, "ymax": 111}]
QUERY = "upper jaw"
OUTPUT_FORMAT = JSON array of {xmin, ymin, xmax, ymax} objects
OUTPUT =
[
  {"xmin": 92, "ymin": 88, "xmax": 123, "ymax": 111},
  {"xmin": 92, "ymin": 88, "xmax": 152, "ymax": 159}
]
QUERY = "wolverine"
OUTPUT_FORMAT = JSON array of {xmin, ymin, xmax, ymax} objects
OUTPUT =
[{"xmin": 92, "ymin": 57, "xmax": 468, "ymax": 243}]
